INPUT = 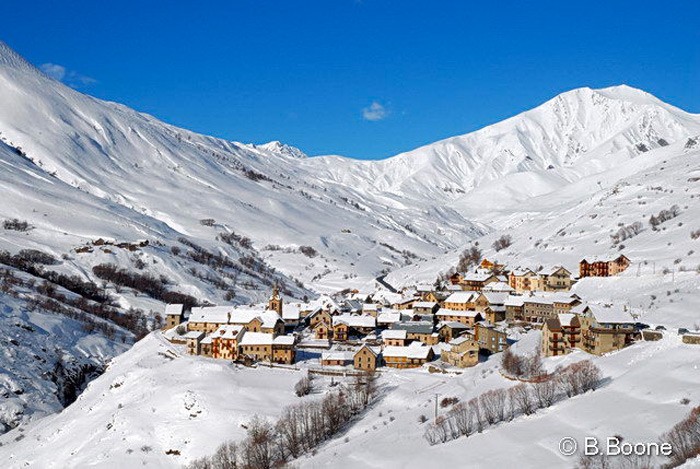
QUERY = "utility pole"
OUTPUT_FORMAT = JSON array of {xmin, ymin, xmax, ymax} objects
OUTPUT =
[{"xmin": 435, "ymin": 393, "xmax": 439, "ymax": 420}]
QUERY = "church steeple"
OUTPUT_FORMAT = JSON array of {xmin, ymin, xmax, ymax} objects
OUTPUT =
[{"xmin": 268, "ymin": 285, "xmax": 283, "ymax": 314}]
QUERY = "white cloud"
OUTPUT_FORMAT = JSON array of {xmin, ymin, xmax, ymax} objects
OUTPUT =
[
  {"xmin": 40, "ymin": 63, "xmax": 97, "ymax": 88},
  {"xmin": 362, "ymin": 101, "xmax": 389, "ymax": 121}
]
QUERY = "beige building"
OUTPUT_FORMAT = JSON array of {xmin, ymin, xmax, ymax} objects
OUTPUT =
[
  {"xmin": 382, "ymin": 343, "xmax": 434, "ymax": 368},
  {"xmin": 164, "ymin": 304, "xmax": 184, "ymax": 329},
  {"xmin": 441, "ymin": 335, "xmax": 479, "ymax": 368},
  {"xmin": 436, "ymin": 308, "xmax": 483, "ymax": 327},
  {"xmin": 539, "ymin": 266, "xmax": 573, "ymax": 291},
  {"xmin": 579, "ymin": 255, "xmax": 631, "ymax": 278},
  {"xmin": 577, "ymin": 305, "xmax": 636, "ymax": 355},
  {"xmin": 541, "ymin": 314, "xmax": 581, "ymax": 357},
  {"xmin": 354, "ymin": 345, "xmax": 380, "ymax": 371},
  {"xmin": 474, "ymin": 323, "xmax": 510, "ymax": 354}
]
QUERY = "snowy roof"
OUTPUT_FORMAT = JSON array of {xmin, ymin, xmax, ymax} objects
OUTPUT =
[
  {"xmin": 481, "ymin": 292, "xmax": 509, "ymax": 305},
  {"xmin": 382, "ymin": 342, "xmax": 432, "ymax": 359},
  {"xmin": 540, "ymin": 265, "xmax": 571, "ymax": 276},
  {"xmin": 510, "ymin": 268, "xmax": 536, "ymax": 276},
  {"xmin": 189, "ymin": 306, "xmax": 282, "ymax": 329},
  {"xmin": 240, "ymin": 332, "xmax": 275, "ymax": 346},
  {"xmin": 377, "ymin": 312, "xmax": 402, "ymax": 324},
  {"xmin": 164, "ymin": 304, "xmax": 184, "ymax": 316},
  {"xmin": 558, "ymin": 313, "xmax": 576, "ymax": 327},
  {"xmin": 587, "ymin": 305, "xmax": 636, "ymax": 324},
  {"xmin": 182, "ymin": 331, "xmax": 204, "ymax": 340},
  {"xmin": 273, "ymin": 335, "xmax": 296, "ymax": 346},
  {"xmin": 200, "ymin": 335, "xmax": 213, "ymax": 344},
  {"xmin": 436, "ymin": 308, "xmax": 482, "ymax": 318},
  {"xmin": 522, "ymin": 293, "xmax": 578, "ymax": 306},
  {"xmin": 333, "ymin": 314, "xmax": 376, "ymax": 329},
  {"xmin": 449, "ymin": 336, "xmax": 476, "ymax": 346},
  {"xmin": 482, "ymin": 281, "xmax": 514, "ymax": 293},
  {"xmin": 391, "ymin": 321, "xmax": 434, "ymax": 334},
  {"xmin": 363, "ymin": 303, "xmax": 379, "ymax": 311},
  {"xmin": 212, "ymin": 325, "xmax": 244, "ymax": 340},
  {"xmin": 580, "ymin": 254, "xmax": 630, "ymax": 263},
  {"xmin": 415, "ymin": 284, "xmax": 433, "ymax": 292},
  {"xmin": 437, "ymin": 321, "xmax": 469, "ymax": 330},
  {"xmin": 504, "ymin": 295, "xmax": 525, "ymax": 307},
  {"xmin": 321, "ymin": 351, "xmax": 354, "ymax": 361},
  {"xmin": 444, "ymin": 291, "xmax": 479, "ymax": 304},
  {"xmin": 382, "ymin": 329, "xmax": 408, "ymax": 340},
  {"xmin": 282, "ymin": 303, "xmax": 301, "ymax": 320},
  {"xmin": 413, "ymin": 301, "xmax": 438, "ymax": 309},
  {"xmin": 460, "ymin": 272, "xmax": 496, "ymax": 282}
]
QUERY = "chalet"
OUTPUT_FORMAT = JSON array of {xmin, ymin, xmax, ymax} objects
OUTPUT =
[
  {"xmin": 332, "ymin": 314, "xmax": 377, "ymax": 336},
  {"xmin": 521, "ymin": 293, "xmax": 581, "ymax": 323},
  {"xmin": 164, "ymin": 304, "xmax": 185, "ymax": 329},
  {"xmin": 508, "ymin": 268, "xmax": 541, "ymax": 292},
  {"xmin": 332, "ymin": 322, "xmax": 349, "ymax": 341},
  {"xmin": 188, "ymin": 306, "xmax": 285, "ymax": 335},
  {"xmin": 539, "ymin": 266, "xmax": 573, "ymax": 291},
  {"xmin": 309, "ymin": 309, "xmax": 332, "ymax": 329},
  {"xmin": 415, "ymin": 284, "xmax": 434, "ymax": 300},
  {"xmin": 354, "ymin": 344, "xmax": 380, "ymax": 371},
  {"xmin": 424, "ymin": 291, "xmax": 449, "ymax": 306},
  {"xmin": 210, "ymin": 325, "xmax": 245, "ymax": 360},
  {"xmin": 314, "ymin": 321, "xmax": 331, "ymax": 340},
  {"xmin": 481, "ymin": 291, "xmax": 508, "ymax": 323},
  {"xmin": 441, "ymin": 335, "xmax": 479, "ymax": 368},
  {"xmin": 437, "ymin": 321, "xmax": 469, "ymax": 342},
  {"xmin": 392, "ymin": 297, "xmax": 415, "ymax": 310},
  {"xmin": 321, "ymin": 350, "xmax": 354, "ymax": 367},
  {"xmin": 541, "ymin": 314, "xmax": 581, "ymax": 357},
  {"xmin": 183, "ymin": 330, "xmax": 205, "ymax": 355},
  {"xmin": 579, "ymin": 255, "xmax": 631, "ymax": 278},
  {"xmin": 199, "ymin": 335, "xmax": 213, "ymax": 357},
  {"xmin": 458, "ymin": 271, "xmax": 498, "ymax": 291},
  {"xmin": 391, "ymin": 321, "xmax": 440, "ymax": 345},
  {"xmin": 474, "ymin": 322, "xmax": 511, "ymax": 354},
  {"xmin": 577, "ymin": 305, "xmax": 637, "ymax": 355},
  {"xmin": 479, "ymin": 258, "xmax": 505, "ymax": 273},
  {"xmin": 382, "ymin": 329, "xmax": 408, "ymax": 347},
  {"xmin": 412, "ymin": 301, "xmax": 439, "ymax": 315},
  {"xmin": 443, "ymin": 291, "xmax": 480, "ymax": 311},
  {"xmin": 505, "ymin": 295, "xmax": 526, "ymax": 322},
  {"xmin": 383, "ymin": 343, "xmax": 434, "ymax": 368},
  {"xmin": 435, "ymin": 308, "xmax": 483, "ymax": 327},
  {"xmin": 281, "ymin": 303, "xmax": 301, "ymax": 328},
  {"xmin": 362, "ymin": 303, "xmax": 380, "ymax": 317},
  {"xmin": 377, "ymin": 311, "xmax": 402, "ymax": 329},
  {"xmin": 239, "ymin": 332, "xmax": 295, "ymax": 364}
]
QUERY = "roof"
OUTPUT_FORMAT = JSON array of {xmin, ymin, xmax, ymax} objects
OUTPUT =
[
  {"xmin": 281, "ymin": 303, "xmax": 301, "ymax": 321},
  {"xmin": 482, "ymin": 281, "xmax": 514, "ymax": 293},
  {"xmin": 189, "ymin": 306, "xmax": 282, "ymax": 329},
  {"xmin": 444, "ymin": 291, "xmax": 479, "ymax": 304},
  {"xmin": 273, "ymin": 335, "xmax": 296, "ymax": 346},
  {"xmin": 510, "ymin": 268, "xmax": 536, "ymax": 277},
  {"xmin": 460, "ymin": 272, "xmax": 496, "ymax": 282},
  {"xmin": 544, "ymin": 318, "xmax": 562, "ymax": 331},
  {"xmin": 382, "ymin": 329, "xmax": 408, "ymax": 340},
  {"xmin": 436, "ymin": 308, "xmax": 482, "ymax": 318},
  {"xmin": 540, "ymin": 265, "xmax": 572, "ymax": 276},
  {"xmin": 481, "ymin": 292, "xmax": 509, "ymax": 305},
  {"xmin": 182, "ymin": 330, "xmax": 205, "ymax": 340},
  {"xmin": 212, "ymin": 325, "xmax": 244, "ymax": 340},
  {"xmin": 521, "ymin": 292, "xmax": 579, "ymax": 306},
  {"xmin": 558, "ymin": 313, "xmax": 576, "ymax": 327},
  {"xmin": 164, "ymin": 304, "xmax": 184, "ymax": 316},
  {"xmin": 581, "ymin": 254, "xmax": 630, "ymax": 264},
  {"xmin": 413, "ymin": 301, "xmax": 438, "ymax": 309},
  {"xmin": 383, "ymin": 342, "xmax": 432, "ymax": 359},
  {"xmin": 321, "ymin": 351, "xmax": 354, "ymax": 361},
  {"xmin": 333, "ymin": 314, "xmax": 376, "ymax": 329},
  {"xmin": 240, "ymin": 332, "xmax": 275, "ymax": 346},
  {"xmin": 362, "ymin": 303, "xmax": 379, "ymax": 311},
  {"xmin": 505, "ymin": 295, "xmax": 525, "ymax": 307},
  {"xmin": 438, "ymin": 321, "xmax": 469, "ymax": 330},
  {"xmin": 377, "ymin": 311, "xmax": 402, "ymax": 324},
  {"xmin": 355, "ymin": 344, "xmax": 378, "ymax": 357},
  {"xmin": 391, "ymin": 321, "xmax": 434, "ymax": 334},
  {"xmin": 586, "ymin": 305, "xmax": 635, "ymax": 324},
  {"xmin": 450, "ymin": 336, "xmax": 477, "ymax": 346}
]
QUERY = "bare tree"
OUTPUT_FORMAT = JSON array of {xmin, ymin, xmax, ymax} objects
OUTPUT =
[
  {"xmin": 492, "ymin": 235, "xmax": 513, "ymax": 252},
  {"xmin": 532, "ymin": 378, "xmax": 558, "ymax": 408},
  {"xmin": 509, "ymin": 383, "xmax": 536, "ymax": 416}
]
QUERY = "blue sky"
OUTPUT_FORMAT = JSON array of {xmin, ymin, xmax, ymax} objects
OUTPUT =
[{"xmin": 4, "ymin": 1, "xmax": 699, "ymax": 159}]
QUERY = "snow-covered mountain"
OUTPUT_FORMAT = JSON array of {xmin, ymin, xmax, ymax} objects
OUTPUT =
[{"xmin": 1, "ymin": 38, "xmax": 700, "ymax": 463}]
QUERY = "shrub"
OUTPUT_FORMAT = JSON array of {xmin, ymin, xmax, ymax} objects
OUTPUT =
[
  {"xmin": 492, "ymin": 235, "xmax": 512, "ymax": 252},
  {"xmin": 3, "ymin": 219, "xmax": 32, "ymax": 231},
  {"xmin": 199, "ymin": 218, "xmax": 216, "ymax": 227},
  {"xmin": 299, "ymin": 246, "xmax": 318, "ymax": 258}
]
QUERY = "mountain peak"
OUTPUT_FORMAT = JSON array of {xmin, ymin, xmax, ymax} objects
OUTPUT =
[{"xmin": 256, "ymin": 140, "xmax": 307, "ymax": 159}]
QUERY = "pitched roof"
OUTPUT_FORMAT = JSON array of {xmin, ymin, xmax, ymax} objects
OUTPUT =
[
  {"xmin": 444, "ymin": 291, "xmax": 480, "ymax": 304},
  {"xmin": 382, "ymin": 329, "xmax": 408, "ymax": 340},
  {"xmin": 413, "ymin": 301, "xmax": 438, "ymax": 309},
  {"xmin": 587, "ymin": 305, "xmax": 635, "ymax": 324},
  {"xmin": 212, "ymin": 325, "xmax": 244, "ymax": 340},
  {"xmin": 164, "ymin": 304, "xmax": 184, "ymax": 316},
  {"xmin": 391, "ymin": 321, "xmax": 434, "ymax": 334},
  {"xmin": 436, "ymin": 308, "xmax": 482, "ymax": 318},
  {"xmin": 321, "ymin": 351, "xmax": 354, "ymax": 362},
  {"xmin": 189, "ymin": 306, "xmax": 283, "ymax": 329},
  {"xmin": 482, "ymin": 281, "xmax": 514, "ymax": 293},
  {"xmin": 377, "ymin": 311, "xmax": 402, "ymax": 324},
  {"xmin": 240, "ymin": 332, "xmax": 275, "ymax": 346},
  {"xmin": 333, "ymin": 314, "xmax": 376, "ymax": 329},
  {"xmin": 382, "ymin": 343, "xmax": 432, "ymax": 359}
]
